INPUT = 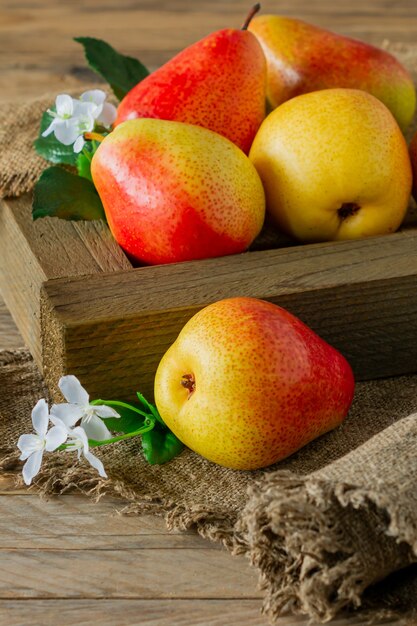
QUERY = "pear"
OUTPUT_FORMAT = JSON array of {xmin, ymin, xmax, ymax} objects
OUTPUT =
[
  {"xmin": 249, "ymin": 89, "xmax": 412, "ymax": 243},
  {"xmin": 91, "ymin": 119, "xmax": 265, "ymax": 265},
  {"xmin": 249, "ymin": 15, "xmax": 416, "ymax": 132},
  {"xmin": 115, "ymin": 7, "xmax": 267, "ymax": 154},
  {"xmin": 155, "ymin": 297, "xmax": 355, "ymax": 470},
  {"xmin": 410, "ymin": 131, "xmax": 417, "ymax": 202}
]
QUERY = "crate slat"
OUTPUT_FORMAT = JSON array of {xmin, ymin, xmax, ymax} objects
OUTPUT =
[
  {"xmin": 38, "ymin": 226, "xmax": 417, "ymax": 400},
  {"xmin": 0, "ymin": 195, "xmax": 131, "ymax": 367}
]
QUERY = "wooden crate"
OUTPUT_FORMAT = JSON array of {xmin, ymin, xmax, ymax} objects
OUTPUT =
[{"xmin": 1, "ymin": 193, "xmax": 417, "ymax": 402}]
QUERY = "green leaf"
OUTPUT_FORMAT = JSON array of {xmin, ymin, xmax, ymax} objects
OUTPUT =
[
  {"xmin": 141, "ymin": 427, "xmax": 184, "ymax": 465},
  {"xmin": 32, "ymin": 166, "xmax": 105, "ymax": 222},
  {"xmin": 34, "ymin": 109, "xmax": 78, "ymax": 166},
  {"xmin": 74, "ymin": 36, "xmax": 150, "ymax": 100},
  {"xmin": 76, "ymin": 141, "xmax": 101, "ymax": 182},
  {"xmin": 136, "ymin": 391, "xmax": 165, "ymax": 426},
  {"xmin": 76, "ymin": 151, "xmax": 93, "ymax": 182},
  {"xmin": 99, "ymin": 404, "xmax": 148, "ymax": 435}
]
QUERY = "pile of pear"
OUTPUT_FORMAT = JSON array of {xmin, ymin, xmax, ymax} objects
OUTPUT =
[{"xmin": 91, "ymin": 9, "xmax": 417, "ymax": 266}]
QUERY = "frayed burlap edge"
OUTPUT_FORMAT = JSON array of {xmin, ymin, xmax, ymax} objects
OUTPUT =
[{"xmin": 238, "ymin": 408, "xmax": 417, "ymax": 623}]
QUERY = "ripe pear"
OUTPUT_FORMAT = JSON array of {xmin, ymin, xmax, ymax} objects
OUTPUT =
[
  {"xmin": 249, "ymin": 89, "xmax": 412, "ymax": 243},
  {"xmin": 154, "ymin": 297, "xmax": 355, "ymax": 470},
  {"xmin": 115, "ymin": 11, "xmax": 267, "ymax": 154},
  {"xmin": 91, "ymin": 119, "xmax": 265, "ymax": 265},
  {"xmin": 410, "ymin": 131, "xmax": 417, "ymax": 202},
  {"xmin": 249, "ymin": 15, "xmax": 416, "ymax": 132}
]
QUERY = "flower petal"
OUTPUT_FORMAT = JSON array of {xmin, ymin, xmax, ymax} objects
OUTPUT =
[
  {"xmin": 17, "ymin": 434, "xmax": 43, "ymax": 460},
  {"xmin": 71, "ymin": 426, "xmax": 89, "ymax": 453},
  {"xmin": 94, "ymin": 405, "xmax": 120, "ymax": 419},
  {"xmin": 81, "ymin": 415, "xmax": 112, "ymax": 441},
  {"xmin": 50, "ymin": 403, "xmax": 84, "ymax": 426},
  {"xmin": 55, "ymin": 94, "xmax": 74, "ymax": 117},
  {"xmin": 45, "ymin": 425, "xmax": 68, "ymax": 451},
  {"xmin": 77, "ymin": 112, "xmax": 95, "ymax": 134},
  {"xmin": 73, "ymin": 135, "xmax": 85, "ymax": 153},
  {"xmin": 53, "ymin": 118, "xmax": 81, "ymax": 145},
  {"xmin": 96, "ymin": 102, "xmax": 117, "ymax": 128},
  {"xmin": 22, "ymin": 449, "xmax": 44, "ymax": 485},
  {"xmin": 59, "ymin": 375, "xmax": 89, "ymax": 405},
  {"xmin": 75, "ymin": 100, "xmax": 100, "ymax": 119},
  {"xmin": 41, "ymin": 118, "xmax": 60, "ymax": 137},
  {"xmin": 81, "ymin": 89, "xmax": 106, "ymax": 106},
  {"xmin": 84, "ymin": 451, "xmax": 107, "ymax": 478},
  {"xmin": 32, "ymin": 399, "xmax": 49, "ymax": 436}
]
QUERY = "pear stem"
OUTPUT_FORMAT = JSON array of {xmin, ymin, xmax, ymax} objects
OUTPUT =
[
  {"xmin": 84, "ymin": 131, "xmax": 105, "ymax": 143},
  {"xmin": 241, "ymin": 3, "xmax": 261, "ymax": 30}
]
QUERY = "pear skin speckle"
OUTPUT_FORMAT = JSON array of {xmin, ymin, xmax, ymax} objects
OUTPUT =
[
  {"xmin": 116, "ymin": 29, "xmax": 267, "ymax": 154},
  {"xmin": 249, "ymin": 15, "xmax": 416, "ymax": 131},
  {"xmin": 91, "ymin": 119, "xmax": 265, "ymax": 265},
  {"xmin": 154, "ymin": 297, "xmax": 355, "ymax": 470},
  {"xmin": 249, "ymin": 89, "xmax": 412, "ymax": 243}
]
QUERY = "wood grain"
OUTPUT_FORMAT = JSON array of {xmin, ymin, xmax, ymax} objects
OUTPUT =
[
  {"xmin": 1, "ymin": 0, "xmax": 417, "ymax": 101},
  {"xmin": 0, "ymin": 2, "xmax": 414, "ymax": 625},
  {"xmin": 40, "ymin": 226, "xmax": 417, "ymax": 400},
  {"xmin": 0, "ymin": 495, "xmax": 220, "ymax": 550},
  {"xmin": 0, "ymin": 301, "xmax": 21, "ymax": 350},
  {"xmin": 0, "ymin": 195, "xmax": 130, "ymax": 367},
  {"xmin": 0, "ymin": 549, "xmax": 260, "ymax": 599},
  {"xmin": 0, "ymin": 599, "xmax": 268, "ymax": 626},
  {"xmin": 1, "ymin": 600, "xmax": 389, "ymax": 626}
]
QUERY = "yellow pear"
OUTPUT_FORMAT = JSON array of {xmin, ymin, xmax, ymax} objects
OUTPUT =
[{"xmin": 249, "ymin": 88, "xmax": 412, "ymax": 242}]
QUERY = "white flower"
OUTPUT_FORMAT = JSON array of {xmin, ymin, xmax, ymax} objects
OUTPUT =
[
  {"xmin": 64, "ymin": 426, "xmax": 107, "ymax": 478},
  {"xmin": 50, "ymin": 375, "xmax": 120, "ymax": 441},
  {"xmin": 42, "ymin": 94, "xmax": 96, "ymax": 152},
  {"xmin": 80, "ymin": 89, "xmax": 117, "ymax": 128},
  {"xmin": 42, "ymin": 90, "xmax": 116, "ymax": 154},
  {"xmin": 17, "ymin": 399, "xmax": 67, "ymax": 485}
]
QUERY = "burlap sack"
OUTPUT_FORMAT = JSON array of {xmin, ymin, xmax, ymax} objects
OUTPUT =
[{"xmin": 1, "ymin": 43, "xmax": 417, "ymax": 625}]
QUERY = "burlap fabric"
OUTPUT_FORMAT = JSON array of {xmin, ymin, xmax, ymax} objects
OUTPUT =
[
  {"xmin": 1, "ymin": 43, "xmax": 417, "ymax": 624},
  {"xmin": 2, "ymin": 350, "xmax": 417, "ymax": 624}
]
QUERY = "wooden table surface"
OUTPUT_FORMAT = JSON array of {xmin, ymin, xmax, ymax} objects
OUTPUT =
[{"xmin": 1, "ymin": 0, "xmax": 416, "ymax": 624}]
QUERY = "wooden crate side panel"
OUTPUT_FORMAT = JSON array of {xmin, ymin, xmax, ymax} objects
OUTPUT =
[
  {"xmin": 40, "ymin": 228, "xmax": 417, "ymax": 400},
  {"xmin": 40, "ymin": 230, "xmax": 417, "ymax": 324},
  {"xmin": 43, "ymin": 276, "xmax": 417, "ymax": 402},
  {"xmin": 0, "ymin": 201, "xmax": 47, "ymax": 365},
  {"xmin": 0, "ymin": 195, "xmax": 131, "ymax": 368},
  {"xmin": 3, "ymin": 195, "xmax": 132, "ymax": 278}
]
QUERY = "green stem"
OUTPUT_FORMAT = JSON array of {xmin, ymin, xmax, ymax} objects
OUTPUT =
[
  {"xmin": 57, "ymin": 417, "xmax": 156, "ymax": 451},
  {"xmin": 90, "ymin": 398, "xmax": 151, "ymax": 419},
  {"xmin": 82, "ymin": 147, "xmax": 93, "ymax": 162},
  {"xmin": 89, "ymin": 420, "xmax": 156, "ymax": 447}
]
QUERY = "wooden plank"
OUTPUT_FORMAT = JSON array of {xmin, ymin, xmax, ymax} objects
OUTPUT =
[
  {"xmin": 1, "ymin": 0, "xmax": 417, "ymax": 102},
  {"xmin": 0, "ymin": 196, "xmax": 131, "ymax": 368},
  {"xmin": 0, "ymin": 300, "xmax": 21, "ymax": 350},
  {"xmin": 1, "ymin": 600, "xmax": 390, "ymax": 626},
  {"xmin": 41, "ymin": 229, "xmax": 417, "ymax": 400},
  {"xmin": 0, "ymin": 494, "xmax": 220, "ymax": 550},
  {"xmin": 0, "ymin": 548, "xmax": 260, "ymax": 599},
  {"xmin": 0, "ymin": 599, "xmax": 267, "ymax": 626}
]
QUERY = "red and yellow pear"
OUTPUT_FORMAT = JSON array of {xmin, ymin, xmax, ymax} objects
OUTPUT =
[
  {"xmin": 154, "ymin": 297, "xmax": 355, "ymax": 470},
  {"xmin": 249, "ymin": 15, "xmax": 416, "ymax": 132},
  {"xmin": 91, "ymin": 118, "xmax": 265, "ymax": 265},
  {"xmin": 410, "ymin": 131, "xmax": 417, "ymax": 202},
  {"xmin": 115, "ymin": 6, "xmax": 267, "ymax": 154}
]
